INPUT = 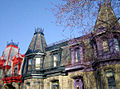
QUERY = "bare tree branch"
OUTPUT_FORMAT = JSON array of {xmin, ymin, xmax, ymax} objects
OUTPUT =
[{"xmin": 52, "ymin": 0, "xmax": 120, "ymax": 36}]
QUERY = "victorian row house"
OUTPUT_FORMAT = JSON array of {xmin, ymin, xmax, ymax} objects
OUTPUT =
[{"xmin": 0, "ymin": 2, "xmax": 120, "ymax": 89}]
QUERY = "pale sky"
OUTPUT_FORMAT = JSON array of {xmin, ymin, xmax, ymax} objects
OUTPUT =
[
  {"xmin": 0, "ymin": 0, "xmax": 119, "ymax": 56},
  {"xmin": 0, "ymin": 0, "xmax": 77, "ymax": 56}
]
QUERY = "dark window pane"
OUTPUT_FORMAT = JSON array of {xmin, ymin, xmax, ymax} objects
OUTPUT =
[
  {"xmin": 52, "ymin": 80, "xmax": 59, "ymax": 89},
  {"xmin": 106, "ymin": 71, "xmax": 116, "ymax": 89},
  {"xmin": 14, "ymin": 64, "xmax": 18, "ymax": 76}
]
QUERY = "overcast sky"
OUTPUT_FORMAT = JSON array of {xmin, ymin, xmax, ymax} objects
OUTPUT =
[{"xmin": 0, "ymin": 0, "xmax": 79, "ymax": 56}]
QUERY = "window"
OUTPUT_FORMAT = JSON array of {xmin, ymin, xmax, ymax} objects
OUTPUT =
[
  {"xmin": 53, "ymin": 54, "xmax": 59, "ymax": 67},
  {"xmin": 28, "ymin": 59, "xmax": 32, "ymax": 71},
  {"xmin": 76, "ymin": 85, "xmax": 79, "ymax": 89},
  {"xmin": 103, "ymin": 40, "xmax": 109, "ymax": 52},
  {"xmin": 34, "ymin": 82, "xmax": 40, "ymax": 89},
  {"xmin": 35, "ymin": 58, "xmax": 41, "ymax": 70},
  {"xmin": 74, "ymin": 78, "xmax": 83, "ymax": 89},
  {"xmin": 0, "ymin": 70, "xmax": 3, "ymax": 79},
  {"xmin": 26, "ymin": 82, "xmax": 30, "ymax": 89},
  {"xmin": 114, "ymin": 38, "xmax": 120, "ymax": 51},
  {"xmin": 14, "ymin": 64, "xmax": 18, "ymax": 76},
  {"xmin": 75, "ymin": 48, "xmax": 80, "ymax": 62},
  {"xmin": 52, "ymin": 80, "xmax": 59, "ymax": 89},
  {"xmin": 106, "ymin": 70, "xmax": 116, "ymax": 89},
  {"xmin": 0, "ymin": 70, "xmax": 3, "ymax": 76}
]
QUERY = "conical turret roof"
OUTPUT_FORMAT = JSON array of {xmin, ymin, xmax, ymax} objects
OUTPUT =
[
  {"xmin": 94, "ymin": 2, "xmax": 119, "ymax": 31},
  {"xmin": 26, "ymin": 28, "xmax": 47, "ymax": 55}
]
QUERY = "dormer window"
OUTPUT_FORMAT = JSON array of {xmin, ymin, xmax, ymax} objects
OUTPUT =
[
  {"xmin": 75, "ymin": 48, "xmax": 80, "ymax": 62},
  {"xmin": 114, "ymin": 38, "xmax": 120, "ymax": 51},
  {"xmin": 71, "ymin": 47, "xmax": 81, "ymax": 63},
  {"xmin": 28, "ymin": 59, "xmax": 32, "ymax": 71},
  {"xmin": 51, "ymin": 49, "xmax": 62, "ymax": 68},
  {"xmin": 53, "ymin": 54, "xmax": 59, "ymax": 67},
  {"xmin": 103, "ymin": 40, "xmax": 109, "ymax": 52}
]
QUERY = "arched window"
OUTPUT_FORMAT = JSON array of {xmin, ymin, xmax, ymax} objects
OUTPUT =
[
  {"xmin": 106, "ymin": 70, "xmax": 116, "ymax": 89},
  {"xmin": 74, "ymin": 77, "xmax": 83, "ymax": 89},
  {"xmin": 114, "ymin": 38, "xmax": 120, "ymax": 51}
]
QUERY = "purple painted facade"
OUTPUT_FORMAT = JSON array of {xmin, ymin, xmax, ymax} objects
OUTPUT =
[
  {"xmin": 65, "ymin": 3, "xmax": 120, "ymax": 89},
  {"xmin": 66, "ymin": 21, "xmax": 120, "ymax": 89},
  {"xmin": 66, "ymin": 34, "xmax": 93, "ymax": 72}
]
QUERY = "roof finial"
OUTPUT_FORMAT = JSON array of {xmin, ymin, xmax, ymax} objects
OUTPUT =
[
  {"xmin": 34, "ymin": 27, "xmax": 44, "ymax": 35},
  {"xmin": 7, "ymin": 40, "xmax": 18, "ymax": 47}
]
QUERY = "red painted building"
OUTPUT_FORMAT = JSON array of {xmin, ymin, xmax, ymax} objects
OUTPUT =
[{"xmin": 0, "ymin": 41, "xmax": 24, "ymax": 89}]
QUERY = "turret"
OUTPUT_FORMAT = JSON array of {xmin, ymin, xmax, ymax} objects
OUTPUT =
[
  {"xmin": 26, "ymin": 28, "xmax": 47, "ymax": 55},
  {"xmin": 94, "ymin": 2, "xmax": 119, "ymax": 32},
  {"xmin": 90, "ymin": 2, "xmax": 120, "ymax": 89},
  {"xmin": 22, "ymin": 28, "xmax": 47, "ymax": 79},
  {"xmin": 91, "ymin": 1, "xmax": 120, "ymax": 61}
]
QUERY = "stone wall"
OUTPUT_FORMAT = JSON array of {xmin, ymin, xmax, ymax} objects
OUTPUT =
[
  {"xmin": 95, "ymin": 64, "xmax": 120, "ymax": 89},
  {"xmin": 22, "ymin": 64, "xmax": 120, "ymax": 89},
  {"xmin": 44, "ymin": 75, "xmax": 72, "ymax": 89},
  {"xmin": 68, "ymin": 71, "xmax": 97, "ymax": 89},
  {"xmin": 23, "ymin": 79, "xmax": 43, "ymax": 89}
]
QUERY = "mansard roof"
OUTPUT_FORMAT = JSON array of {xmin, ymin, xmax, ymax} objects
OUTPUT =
[
  {"xmin": 94, "ymin": 2, "xmax": 119, "ymax": 31},
  {"xmin": 26, "ymin": 28, "xmax": 47, "ymax": 55}
]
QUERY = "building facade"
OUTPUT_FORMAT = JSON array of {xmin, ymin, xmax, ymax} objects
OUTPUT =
[
  {"xmin": 65, "ymin": 2, "xmax": 120, "ymax": 89},
  {"xmin": 22, "ymin": 3, "xmax": 120, "ymax": 89},
  {"xmin": 21, "ymin": 28, "xmax": 71, "ymax": 89},
  {"xmin": 0, "ymin": 2, "xmax": 120, "ymax": 89},
  {"xmin": 0, "ymin": 42, "xmax": 24, "ymax": 89}
]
